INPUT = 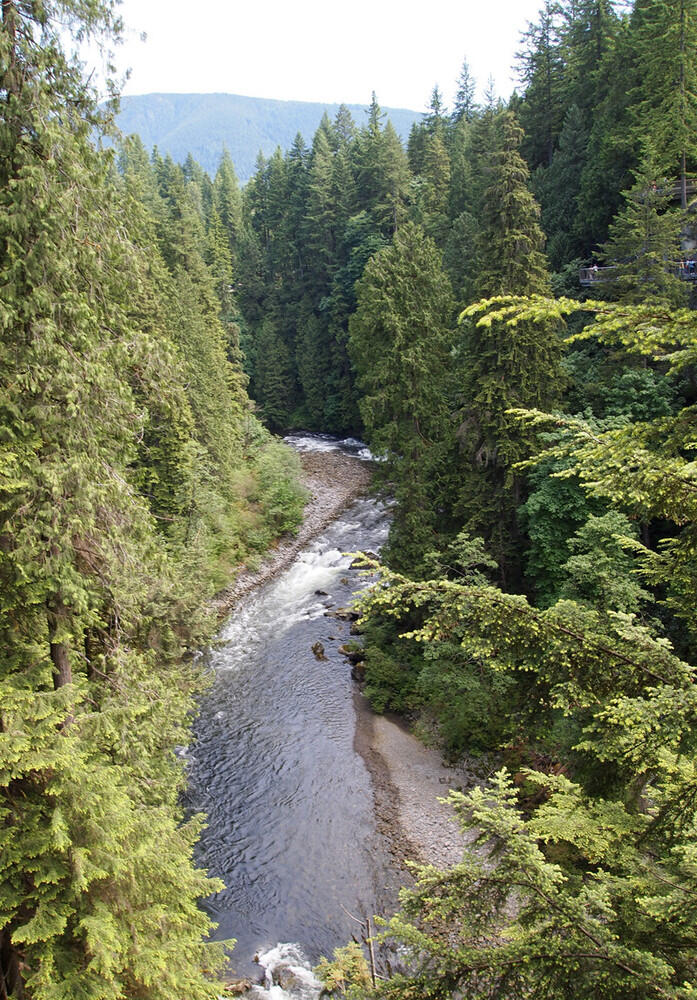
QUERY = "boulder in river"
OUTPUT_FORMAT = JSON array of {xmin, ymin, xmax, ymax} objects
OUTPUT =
[
  {"xmin": 351, "ymin": 661, "xmax": 366, "ymax": 682},
  {"xmin": 312, "ymin": 640, "xmax": 327, "ymax": 661},
  {"xmin": 338, "ymin": 643, "xmax": 364, "ymax": 664},
  {"xmin": 221, "ymin": 980, "xmax": 253, "ymax": 996},
  {"xmin": 328, "ymin": 606, "xmax": 360, "ymax": 621}
]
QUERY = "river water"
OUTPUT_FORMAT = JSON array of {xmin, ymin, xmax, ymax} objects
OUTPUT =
[{"xmin": 185, "ymin": 438, "xmax": 397, "ymax": 991}]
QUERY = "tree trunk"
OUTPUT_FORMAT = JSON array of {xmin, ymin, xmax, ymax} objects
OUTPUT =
[
  {"xmin": 47, "ymin": 599, "xmax": 72, "ymax": 690},
  {"xmin": 0, "ymin": 929, "xmax": 25, "ymax": 1000}
]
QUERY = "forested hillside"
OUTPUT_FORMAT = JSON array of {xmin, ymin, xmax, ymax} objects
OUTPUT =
[
  {"xmin": 5, "ymin": 0, "xmax": 697, "ymax": 996},
  {"xmin": 306, "ymin": 2, "xmax": 697, "ymax": 997},
  {"xmin": 0, "ymin": 2, "xmax": 306, "ymax": 997},
  {"xmin": 114, "ymin": 93, "xmax": 423, "ymax": 180}
]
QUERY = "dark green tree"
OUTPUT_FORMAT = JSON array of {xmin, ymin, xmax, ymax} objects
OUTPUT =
[
  {"xmin": 349, "ymin": 222, "xmax": 455, "ymax": 571},
  {"xmin": 601, "ymin": 148, "xmax": 688, "ymax": 305},
  {"xmin": 456, "ymin": 112, "xmax": 563, "ymax": 583},
  {"xmin": 630, "ymin": 0, "xmax": 697, "ymax": 207}
]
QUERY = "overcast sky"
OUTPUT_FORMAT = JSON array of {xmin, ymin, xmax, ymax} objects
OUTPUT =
[{"xmin": 106, "ymin": 0, "xmax": 544, "ymax": 112}]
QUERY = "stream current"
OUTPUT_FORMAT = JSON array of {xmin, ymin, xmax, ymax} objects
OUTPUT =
[{"xmin": 184, "ymin": 437, "xmax": 397, "ymax": 989}]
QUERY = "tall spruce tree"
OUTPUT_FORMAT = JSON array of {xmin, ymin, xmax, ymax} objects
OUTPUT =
[
  {"xmin": 601, "ymin": 148, "xmax": 688, "ymax": 305},
  {"xmin": 629, "ymin": 0, "xmax": 697, "ymax": 207},
  {"xmin": 517, "ymin": 1, "xmax": 566, "ymax": 168},
  {"xmin": 532, "ymin": 103, "xmax": 588, "ymax": 269},
  {"xmin": 456, "ymin": 112, "xmax": 563, "ymax": 583},
  {"xmin": 348, "ymin": 222, "xmax": 455, "ymax": 572},
  {"xmin": 451, "ymin": 57, "xmax": 478, "ymax": 126}
]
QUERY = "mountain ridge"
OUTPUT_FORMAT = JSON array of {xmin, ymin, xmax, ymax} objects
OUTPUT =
[{"xmin": 114, "ymin": 91, "xmax": 424, "ymax": 180}]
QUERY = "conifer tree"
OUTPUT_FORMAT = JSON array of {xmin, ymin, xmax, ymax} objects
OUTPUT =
[
  {"xmin": 456, "ymin": 112, "xmax": 563, "ymax": 582},
  {"xmin": 601, "ymin": 148, "xmax": 688, "ymax": 305},
  {"xmin": 349, "ymin": 222, "xmax": 455, "ymax": 571},
  {"xmin": 304, "ymin": 127, "xmax": 336, "ymax": 293},
  {"xmin": 363, "ymin": 291, "xmax": 697, "ymax": 1000},
  {"xmin": 253, "ymin": 317, "xmax": 296, "ymax": 430},
  {"xmin": 213, "ymin": 147, "xmax": 244, "ymax": 253},
  {"xmin": 414, "ymin": 130, "xmax": 451, "ymax": 247},
  {"xmin": 0, "ymin": 3, "xmax": 230, "ymax": 996},
  {"xmin": 451, "ymin": 57, "xmax": 477, "ymax": 126},
  {"xmin": 533, "ymin": 103, "xmax": 588, "ymax": 269},
  {"xmin": 559, "ymin": 0, "xmax": 621, "ymax": 120},
  {"xmin": 517, "ymin": 1, "xmax": 566, "ymax": 168},
  {"xmin": 629, "ymin": 0, "xmax": 697, "ymax": 206}
]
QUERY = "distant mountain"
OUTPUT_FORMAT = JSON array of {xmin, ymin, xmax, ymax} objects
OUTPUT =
[{"xmin": 114, "ymin": 93, "xmax": 424, "ymax": 181}]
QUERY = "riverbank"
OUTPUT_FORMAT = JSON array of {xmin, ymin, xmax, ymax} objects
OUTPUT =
[
  {"xmin": 212, "ymin": 450, "xmax": 373, "ymax": 619},
  {"xmin": 215, "ymin": 441, "xmax": 475, "ymax": 910},
  {"xmin": 353, "ymin": 696, "xmax": 476, "ymax": 875}
]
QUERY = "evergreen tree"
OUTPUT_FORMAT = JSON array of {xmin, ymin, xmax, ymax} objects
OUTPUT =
[
  {"xmin": 304, "ymin": 126, "xmax": 336, "ymax": 294},
  {"xmin": 533, "ymin": 103, "xmax": 588, "ymax": 269},
  {"xmin": 414, "ymin": 130, "xmax": 451, "ymax": 246},
  {"xmin": 213, "ymin": 147, "xmax": 244, "ymax": 252},
  {"xmin": 517, "ymin": 1, "xmax": 567, "ymax": 168},
  {"xmin": 476, "ymin": 112, "xmax": 552, "ymax": 296},
  {"xmin": 0, "ymin": 3, "xmax": 232, "ymax": 995},
  {"xmin": 629, "ymin": 0, "xmax": 697, "ymax": 207},
  {"xmin": 360, "ymin": 292, "xmax": 697, "ymax": 999},
  {"xmin": 349, "ymin": 222, "xmax": 455, "ymax": 572},
  {"xmin": 601, "ymin": 148, "xmax": 688, "ymax": 305},
  {"xmin": 354, "ymin": 94, "xmax": 409, "ymax": 238},
  {"xmin": 456, "ymin": 112, "xmax": 563, "ymax": 582},
  {"xmin": 560, "ymin": 0, "xmax": 622, "ymax": 119},
  {"xmin": 451, "ymin": 57, "xmax": 478, "ymax": 126},
  {"xmin": 253, "ymin": 317, "xmax": 296, "ymax": 430}
]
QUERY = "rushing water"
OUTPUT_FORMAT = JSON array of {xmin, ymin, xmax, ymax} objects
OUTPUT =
[{"xmin": 185, "ymin": 439, "xmax": 397, "ymax": 990}]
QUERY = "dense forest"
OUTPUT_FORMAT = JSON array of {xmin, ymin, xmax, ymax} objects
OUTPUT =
[
  {"xmin": 0, "ymin": 2, "xmax": 307, "ymax": 997},
  {"xmin": 4, "ymin": 0, "xmax": 697, "ymax": 997}
]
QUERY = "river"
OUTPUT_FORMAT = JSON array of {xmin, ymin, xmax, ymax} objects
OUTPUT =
[{"xmin": 184, "ymin": 437, "xmax": 399, "ymax": 993}]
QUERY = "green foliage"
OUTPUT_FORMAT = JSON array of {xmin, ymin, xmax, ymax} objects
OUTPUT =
[
  {"xmin": 559, "ymin": 511, "xmax": 650, "ymax": 612},
  {"xmin": 453, "ymin": 121, "xmax": 564, "ymax": 582},
  {"xmin": 251, "ymin": 439, "xmax": 308, "ymax": 537},
  {"xmin": 378, "ymin": 767, "xmax": 697, "ymax": 1000},
  {"xmin": 0, "ymin": 5, "xmax": 309, "ymax": 996},
  {"xmin": 348, "ymin": 287, "xmax": 697, "ymax": 998},
  {"xmin": 349, "ymin": 222, "xmax": 455, "ymax": 572},
  {"xmin": 314, "ymin": 942, "xmax": 372, "ymax": 997},
  {"xmin": 601, "ymin": 148, "xmax": 688, "ymax": 306}
]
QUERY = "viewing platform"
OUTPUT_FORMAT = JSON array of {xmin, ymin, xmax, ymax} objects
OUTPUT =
[{"xmin": 580, "ymin": 261, "xmax": 697, "ymax": 286}]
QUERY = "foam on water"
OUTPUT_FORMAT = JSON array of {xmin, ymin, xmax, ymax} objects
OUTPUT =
[
  {"xmin": 246, "ymin": 943, "xmax": 322, "ymax": 1000},
  {"xmin": 283, "ymin": 432, "xmax": 376, "ymax": 462},
  {"xmin": 186, "ymin": 486, "xmax": 395, "ymax": 979}
]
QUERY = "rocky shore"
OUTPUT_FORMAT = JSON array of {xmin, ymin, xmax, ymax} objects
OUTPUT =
[
  {"xmin": 212, "ymin": 450, "xmax": 372, "ymax": 619},
  {"xmin": 353, "ymin": 696, "xmax": 475, "ymax": 875},
  {"xmin": 216, "ymin": 442, "xmax": 473, "ymax": 886}
]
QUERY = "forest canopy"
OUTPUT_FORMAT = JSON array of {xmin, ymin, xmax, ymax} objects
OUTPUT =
[{"xmin": 4, "ymin": 0, "xmax": 697, "ymax": 997}]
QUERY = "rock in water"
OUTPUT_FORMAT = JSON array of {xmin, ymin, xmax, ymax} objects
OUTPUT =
[
  {"xmin": 312, "ymin": 640, "xmax": 327, "ymax": 661},
  {"xmin": 338, "ymin": 643, "xmax": 364, "ymax": 664},
  {"xmin": 351, "ymin": 661, "xmax": 366, "ymax": 682}
]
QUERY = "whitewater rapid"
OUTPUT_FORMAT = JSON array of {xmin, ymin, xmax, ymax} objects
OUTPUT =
[{"xmin": 184, "ymin": 439, "xmax": 398, "ymax": 992}]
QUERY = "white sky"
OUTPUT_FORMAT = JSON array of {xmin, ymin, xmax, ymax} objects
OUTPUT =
[{"xmin": 105, "ymin": 0, "xmax": 544, "ymax": 112}]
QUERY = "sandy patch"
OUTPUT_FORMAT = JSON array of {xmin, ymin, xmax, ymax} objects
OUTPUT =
[{"xmin": 353, "ymin": 693, "xmax": 478, "ymax": 874}]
